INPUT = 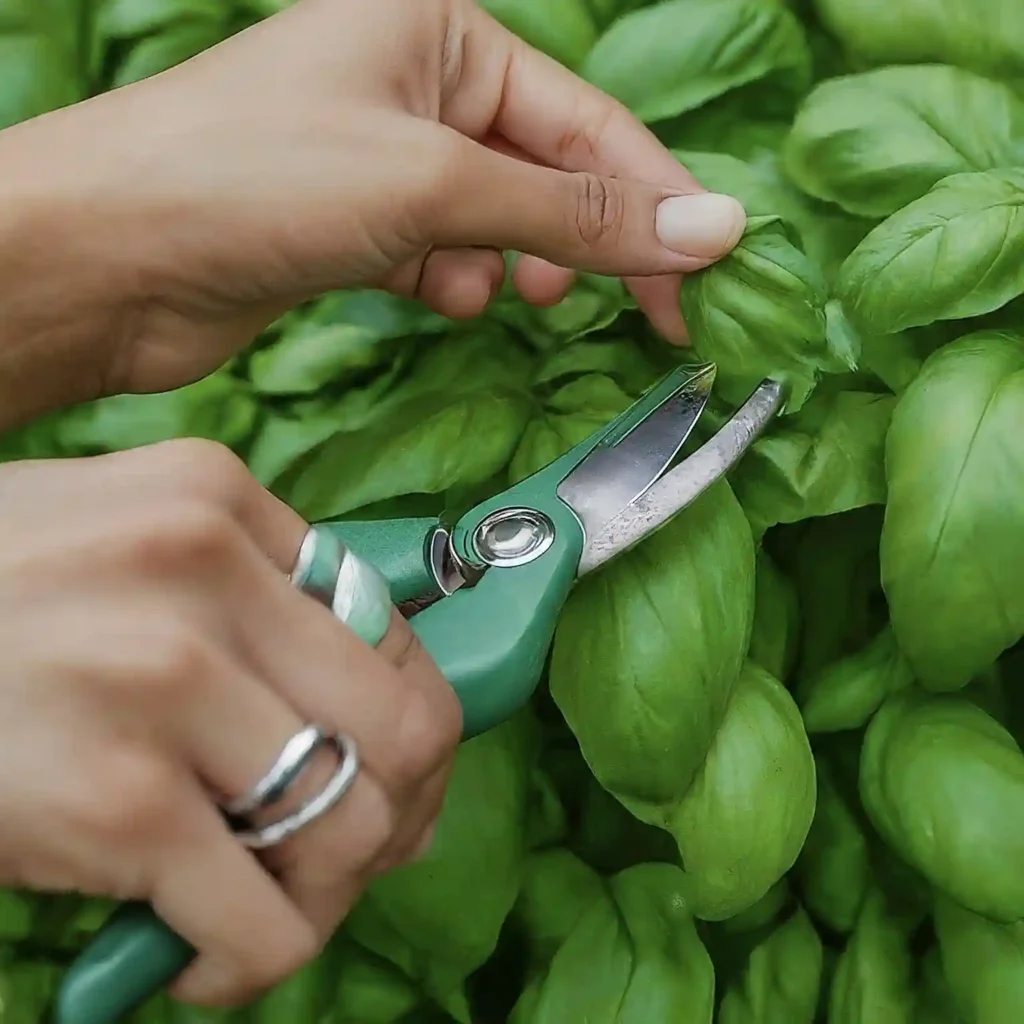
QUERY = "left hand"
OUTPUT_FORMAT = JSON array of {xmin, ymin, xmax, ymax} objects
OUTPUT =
[{"xmin": 0, "ymin": 0, "xmax": 745, "ymax": 421}]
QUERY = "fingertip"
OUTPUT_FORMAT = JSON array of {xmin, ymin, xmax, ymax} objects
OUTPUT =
[
  {"xmin": 512, "ymin": 254, "xmax": 574, "ymax": 307},
  {"xmin": 418, "ymin": 248, "xmax": 506, "ymax": 319},
  {"xmin": 626, "ymin": 274, "xmax": 689, "ymax": 345}
]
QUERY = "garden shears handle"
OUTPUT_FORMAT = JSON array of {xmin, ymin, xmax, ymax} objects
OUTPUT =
[{"xmin": 56, "ymin": 507, "xmax": 587, "ymax": 1024}]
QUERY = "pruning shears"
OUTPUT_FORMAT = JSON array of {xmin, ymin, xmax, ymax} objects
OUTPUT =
[{"xmin": 54, "ymin": 361, "xmax": 784, "ymax": 1024}]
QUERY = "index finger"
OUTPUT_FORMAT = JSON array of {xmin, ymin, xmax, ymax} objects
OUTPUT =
[
  {"xmin": 444, "ymin": 4, "xmax": 715, "ymax": 340},
  {"xmin": 447, "ymin": 4, "xmax": 699, "ymax": 189}
]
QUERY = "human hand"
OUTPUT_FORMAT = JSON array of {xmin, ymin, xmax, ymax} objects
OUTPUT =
[
  {"xmin": 0, "ymin": 439, "xmax": 461, "ymax": 1007},
  {"xmin": 0, "ymin": 0, "xmax": 744, "ymax": 418}
]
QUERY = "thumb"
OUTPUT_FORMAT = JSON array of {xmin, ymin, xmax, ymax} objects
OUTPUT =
[{"xmin": 421, "ymin": 132, "xmax": 746, "ymax": 278}]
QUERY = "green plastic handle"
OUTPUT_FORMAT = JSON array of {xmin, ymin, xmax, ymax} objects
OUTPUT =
[{"xmin": 55, "ymin": 506, "xmax": 583, "ymax": 1024}]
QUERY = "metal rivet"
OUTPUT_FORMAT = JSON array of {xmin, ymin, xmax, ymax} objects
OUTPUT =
[{"xmin": 473, "ymin": 508, "xmax": 555, "ymax": 567}]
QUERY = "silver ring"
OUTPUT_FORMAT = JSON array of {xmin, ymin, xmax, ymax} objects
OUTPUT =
[
  {"xmin": 230, "ymin": 732, "xmax": 360, "ymax": 850},
  {"xmin": 290, "ymin": 527, "xmax": 344, "ymax": 609},
  {"xmin": 222, "ymin": 725, "xmax": 323, "ymax": 818},
  {"xmin": 290, "ymin": 526, "xmax": 393, "ymax": 648}
]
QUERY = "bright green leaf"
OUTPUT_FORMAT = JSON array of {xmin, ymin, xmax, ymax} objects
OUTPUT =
[
  {"xmin": 838, "ymin": 171, "xmax": 1024, "ymax": 335},
  {"xmin": 582, "ymin": 0, "xmax": 810, "ymax": 124},
  {"xmin": 881, "ymin": 331, "xmax": 1024, "ymax": 689},
  {"xmin": 785, "ymin": 65, "xmax": 1024, "ymax": 218}
]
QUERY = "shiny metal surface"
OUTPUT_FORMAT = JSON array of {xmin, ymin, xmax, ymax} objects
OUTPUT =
[
  {"xmin": 230, "ymin": 732, "xmax": 360, "ymax": 850},
  {"xmin": 556, "ymin": 363, "xmax": 715, "ymax": 542},
  {"xmin": 473, "ymin": 508, "xmax": 556, "ymax": 567},
  {"xmin": 577, "ymin": 380, "xmax": 784, "ymax": 576},
  {"xmin": 222, "ymin": 724, "xmax": 323, "ymax": 817}
]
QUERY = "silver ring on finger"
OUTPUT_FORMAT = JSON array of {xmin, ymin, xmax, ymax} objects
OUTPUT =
[
  {"xmin": 225, "ymin": 730, "xmax": 361, "ymax": 850},
  {"xmin": 222, "ymin": 724, "xmax": 323, "ymax": 818},
  {"xmin": 290, "ymin": 525, "xmax": 392, "ymax": 648}
]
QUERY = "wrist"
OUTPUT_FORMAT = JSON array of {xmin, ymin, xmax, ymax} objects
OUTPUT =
[{"xmin": 0, "ymin": 106, "xmax": 141, "ymax": 431}]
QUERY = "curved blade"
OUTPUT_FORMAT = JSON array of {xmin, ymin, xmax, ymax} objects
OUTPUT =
[
  {"xmin": 578, "ymin": 380, "xmax": 784, "ymax": 576},
  {"xmin": 556, "ymin": 362, "xmax": 715, "ymax": 542}
]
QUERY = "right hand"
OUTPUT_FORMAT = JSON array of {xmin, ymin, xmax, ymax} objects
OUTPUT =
[{"xmin": 0, "ymin": 438, "xmax": 462, "ymax": 1007}]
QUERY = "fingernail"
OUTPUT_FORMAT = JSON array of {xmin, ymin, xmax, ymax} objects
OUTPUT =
[{"xmin": 655, "ymin": 193, "xmax": 746, "ymax": 258}]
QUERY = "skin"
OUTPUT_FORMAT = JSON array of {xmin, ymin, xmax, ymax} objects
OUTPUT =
[{"xmin": 0, "ymin": 0, "xmax": 744, "ymax": 1009}]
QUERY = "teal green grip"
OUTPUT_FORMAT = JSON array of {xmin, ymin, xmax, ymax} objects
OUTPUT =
[
  {"xmin": 319, "ymin": 517, "xmax": 440, "ymax": 605},
  {"xmin": 53, "ymin": 903, "xmax": 194, "ymax": 1024}
]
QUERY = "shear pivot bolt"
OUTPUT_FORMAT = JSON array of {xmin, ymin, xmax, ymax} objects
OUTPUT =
[{"xmin": 474, "ymin": 508, "xmax": 555, "ymax": 567}]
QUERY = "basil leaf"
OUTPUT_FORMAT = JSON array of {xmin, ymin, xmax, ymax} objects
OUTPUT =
[
  {"xmin": 477, "ymin": 0, "xmax": 598, "ymax": 70},
  {"xmin": 509, "ymin": 374, "xmax": 633, "ymax": 484},
  {"xmin": 582, "ymin": 0, "xmax": 811, "ymax": 124},
  {"xmin": 510, "ymin": 864, "xmax": 715, "ymax": 1024},
  {"xmin": 795, "ymin": 756, "xmax": 870, "ymax": 936},
  {"xmin": 860, "ymin": 692, "xmax": 1024, "ymax": 924},
  {"xmin": 814, "ymin": 0, "xmax": 1024, "ymax": 80},
  {"xmin": 827, "ymin": 888, "xmax": 916, "ymax": 1024},
  {"xmin": 881, "ymin": 330, "xmax": 1024, "ymax": 690},
  {"xmin": 0, "ymin": 0, "xmax": 88, "ymax": 129},
  {"xmin": 550, "ymin": 481, "xmax": 755, "ymax": 810},
  {"xmin": 53, "ymin": 372, "xmax": 259, "ymax": 455},
  {"xmin": 662, "ymin": 660, "xmax": 816, "ymax": 921},
  {"xmin": 347, "ymin": 713, "xmax": 537, "ymax": 1018},
  {"xmin": 718, "ymin": 907, "xmax": 824, "ymax": 1024},
  {"xmin": 785, "ymin": 65, "xmax": 1024, "ymax": 218},
  {"xmin": 732, "ymin": 390, "xmax": 893, "ymax": 537},
  {"xmin": 275, "ymin": 387, "xmax": 531, "ymax": 520},
  {"xmin": 680, "ymin": 217, "xmax": 846, "ymax": 414},
  {"xmin": 798, "ymin": 625, "xmax": 915, "ymax": 734},
  {"xmin": 838, "ymin": 170, "xmax": 1024, "ymax": 335},
  {"xmin": 748, "ymin": 550, "xmax": 801, "ymax": 684},
  {"xmin": 933, "ymin": 897, "xmax": 1024, "ymax": 1023}
]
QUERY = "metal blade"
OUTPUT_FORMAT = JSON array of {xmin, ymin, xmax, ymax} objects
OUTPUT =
[
  {"xmin": 577, "ymin": 379, "xmax": 785, "ymax": 576},
  {"xmin": 556, "ymin": 363, "xmax": 715, "ymax": 541}
]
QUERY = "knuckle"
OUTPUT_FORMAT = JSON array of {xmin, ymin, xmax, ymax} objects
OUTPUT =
[
  {"xmin": 149, "ymin": 438, "xmax": 253, "ymax": 508},
  {"xmin": 394, "ymin": 685, "xmax": 461, "ymax": 784},
  {"xmin": 121, "ymin": 503, "xmax": 243, "ymax": 576},
  {"xmin": 139, "ymin": 628, "xmax": 216, "ymax": 699},
  {"xmin": 570, "ymin": 171, "xmax": 625, "ymax": 249}
]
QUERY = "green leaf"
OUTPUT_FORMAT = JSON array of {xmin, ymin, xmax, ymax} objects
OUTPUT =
[
  {"xmin": 53, "ymin": 372, "xmax": 259, "ymax": 454},
  {"xmin": 680, "ymin": 216, "xmax": 845, "ymax": 414},
  {"xmin": 248, "ymin": 324, "xmax": 407, "ymax": 396},
  {"xmin": 661, "ymin": 661, "xmax": 816, "ymax": 921},
  {"xmin": 813, "ymin": 0, "xmax": 1024, "ymax": 80},
  {"xmin": 860, "ymin": 691, "xmax": 1024, "ymax": 924},
  {"xmin": 509, "ymin": 374, "xmax": 633, "ymax": 484},
  {"xmin": 0, "ymin": 1, "xmax": 88, "ymax": 129},
  {"xmin": 533, "ymin": 338, "xmax": 659, "ymax": 396},
  {"xmin": 795, "ymin": 757, "xmax": 870, "ymax": 935},
  {"xmin": 510, "ymin": 863, "xmax": 715, "ymax": 1024},
  {"xmin": 934, "ymin": 897, "xmax": 1024, "ymax": 1024},
  {"xmin": 570, "ymin": 774, "xmax": 680, "ymax": 874},
  {"xmin": 827, "ymin": 887, "xmax": 915, "ymax": 1024},
  {"xmin": 797, "ymin": 625, "xmax": 914, "ymax": 734},
  {"xmin": 582, "ymin": 0, "xmax": 810, "ymax": 124},
  {"xmin": 550, "ymin": 481, "xmax": 754, "ymax": 811},
  {"xmin": 476, "ymin": 0, "xmax": 598, "ymax": 69},
  {"xmin": 748, "ymin": 550, "xmax": 801, "ymax": 683},
  {"xmin": 96, "ymin": 0, "xmax": 225, "ymax": 38},
  {"xmin": 880, "ymin": 331, "xmax": 1024, "ymax": 689},
  {"xmin": 789, "ymin": 506, "xmax": 886, "ymax": 680},
  {"xmin": 784, "ymin": 65, "xmax": 1024, "ymax": 219},
  {"xmin": 731, "ymin": 389, "xmax": 893, "ymax": 537},
  {"xmin": 718, "ymin": 906, "xmax": 824, "ymax": 1024},
  {"xmin": 838, "ymin": 170, "xmax": 1024, "ymax": 335},
  {"xmin": 109, "ymin": 15, "xmax": 231, "ymax": 86},
  {"xmin": 513, "ymin": 850, "xmax": 605, "ymax": 972},
  {"xmin": 347, "ymin": 713, "xmax": 536, "ymax": 1016},
  {"xmin": 274, "ymin": 387, "xmax": 531, "ymax": 520}
]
